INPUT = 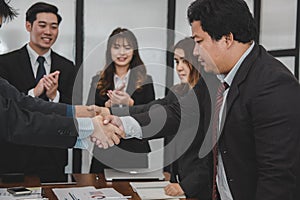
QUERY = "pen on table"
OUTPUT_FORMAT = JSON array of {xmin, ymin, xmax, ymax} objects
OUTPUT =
[
  {"xmin": 68, "ymin": 192, "xmax": 79, "ymax": 200},
  {"xmin": 98, "ymin": 196, "xmax": 132, "ymax": 199}
]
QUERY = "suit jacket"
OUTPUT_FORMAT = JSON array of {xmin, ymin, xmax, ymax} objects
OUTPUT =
[
  {"xmin": 0, "ymin": 93, "xmax": 78, "ymax": 148},
  {"xmin": 132, "ymin": 44, "xmax": 300, "ymax": 200},
  {"xmin": 216, "ymin": 44, "xmax": 300, "ymax": 200},
  {"xmin": 0, "ymin": 46, "xmax": 77, "ymax": 181},
  {"xmin": 87, "ymin": 73, "xmax": 155, "ymax": 172},
  {"xmin": 128, "ymin": 79, "xmax": 212, "ymax": 199}
]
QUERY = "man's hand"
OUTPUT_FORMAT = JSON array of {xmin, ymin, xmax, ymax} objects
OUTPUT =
[
  {"xmin": 75, "ymin": 105, "xmax": 107, "ymax": 118},
  {"xmin": 44, "ymin": 71, "xmax": 60, "ymax": 100},
  {"xmin": 34, "ymin": 78, "xmax": 45, "ymax": 97},
  {"xmin": 87, "ymin": 105, "xmax": 111, "ymax": 116},
  {"xmin": 103, "ymin": 115, "xmax": 124, "ymax": 131},
  {"xmin": 90, "ymin": 115, "xmax": 125, "ymax": 149},
  {"xmin": 164, "ymin": 183, "xmax": 184, "ymax": 196}
]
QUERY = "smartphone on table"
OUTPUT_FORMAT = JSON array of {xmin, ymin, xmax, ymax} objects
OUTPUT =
[{"xmin": 7, "ymin": 187, "xmax": 32, "ymax": 196}]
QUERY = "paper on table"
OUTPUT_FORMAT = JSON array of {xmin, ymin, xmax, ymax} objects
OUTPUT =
[
  {"xmin": 52, "ymin": 186, "xmax": 130, "ymax": 200},
  {"xmin": 130, "ymin": 181, "xmax": 186, "ymax": 199}
]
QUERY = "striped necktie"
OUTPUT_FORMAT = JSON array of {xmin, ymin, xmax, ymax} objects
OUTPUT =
[{"xmin": 212, "ymin": 82, "xmax": 229, "ymax": 200}]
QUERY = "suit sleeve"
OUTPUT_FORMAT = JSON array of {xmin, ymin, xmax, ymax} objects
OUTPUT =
[
  {"xmin": 251, "ymin": 70, "xmax": 300, "ymax": 200},
  {"xmin": 0, "ymin": 95, "xmax": 77, "ymax": 148},
  {"xmin": 131, "ymin": 79, "xmax": 205, "ymax": 140}
]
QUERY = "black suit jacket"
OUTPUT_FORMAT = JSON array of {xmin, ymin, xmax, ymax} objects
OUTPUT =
[
  {"xmin": 216, "ymin": 44, "xmax": 300, "ymax": 200},
  {"xmin": 87, "ymin": 73, "xmax": 155, "ymax": 172},
  {"xmin": 124, "ymin": 82, "xmax": 210, "ymax": 199},
  {"xmin": 0, "ymin": 46, "xmax": 77, "ymax": 181},
  {"xmin": 0, "ymin": 93, "xmax": 78, "ymax": 147},
  {"xmin": 132, "ymin": 44, "xmax": 300, "ymax": 200}
]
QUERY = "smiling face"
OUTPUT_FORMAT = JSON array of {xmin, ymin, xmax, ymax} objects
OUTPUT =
[
  {"xmin": 110, "ymin": 37, "xmax": 134, "ymax": 69},
  {"xmin": 191, "ymin": 20, "xmax": 228, "ymax": 74},
  {"xmin": 174, "ymin": 48, "xmax": 191, "ymax": 84},
  {"xmin": 26, "ymin": 12, "xmax": 59, "ymax": 55}
]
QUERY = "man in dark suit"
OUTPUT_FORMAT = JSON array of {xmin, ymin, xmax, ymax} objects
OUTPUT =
[
  {"xmin": 0, "ymin": 2, "xmax": 78, "ymax": 182},
  {"xmin": 96, "ymin": 0, "xmax": 300, "ymax": 199},
  {"xmin": 0, "ymin": 0, "xmax": 123, "ymax": 151}
]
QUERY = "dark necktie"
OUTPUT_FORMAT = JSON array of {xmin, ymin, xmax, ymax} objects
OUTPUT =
[
  {"xmin": 36, "ymin": 56, "xmax": 46, "ymax": 84},
  {"xmin": 36, "ymin": 56, "xmax": 48, "ymax": 100},
  {"xmin": 212, "ymin": 82, "xmax": 229, "ymax": 200}
]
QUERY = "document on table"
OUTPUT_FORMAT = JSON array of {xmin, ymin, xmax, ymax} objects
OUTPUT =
[
  {"xmin": 52, "ymin": 186, "xmax": 131, "ymax": 200},
  {"xmin": 0, "ymin": 187, "xmax": 42, "ymax": 200},
  {"xmin": 130, "ymin": 181, "xmax": 186, "ymax": 199}
]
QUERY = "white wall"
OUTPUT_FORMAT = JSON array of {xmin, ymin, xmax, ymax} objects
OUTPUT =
[{"xmin": 83, "ymin": 0, "xmax": 168, "ymax": 102}]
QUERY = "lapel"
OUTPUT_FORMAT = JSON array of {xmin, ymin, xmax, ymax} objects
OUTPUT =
[
  {"xmin": 224, "ymin": 44, "xmax": 260, "ymax": 120},
  {"xmin": 19, "ymin": 46, "xmax": 36, "ymax": 86},
  {"xmin": 50, "ymin": 51, "xmax": 58, "ymax": 73},
  {"xmin": 126, "ymin": 71, "xmax": 136, "ymax": 96}
]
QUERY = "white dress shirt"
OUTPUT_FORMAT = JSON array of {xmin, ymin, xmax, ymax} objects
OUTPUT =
[
  {"xmin": 26, "ymin": 44, "xmax": 60, "ymax": 102},
  {"xmin": 216, "ymin": 42, "xmax": 254, "ymax": 200}
]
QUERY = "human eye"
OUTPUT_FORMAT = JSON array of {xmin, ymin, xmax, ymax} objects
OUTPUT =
[
  {"xmin": 112, "ymin": 44, "xmax": 120, "ymax": 49},
  {"xmin": 125, "ymin": 45, "xmax": 132, "ymax": 50},
  {"xmin": 174, "ymin": 59, "xmax": 179, "ymax": 64},
  {"xmin": 51, "ymin": 24, "xmax": 58, "ymax": 29},
  {"xmin": 38, "ymin": 22, "xmax": 46, "ymax": 28}
]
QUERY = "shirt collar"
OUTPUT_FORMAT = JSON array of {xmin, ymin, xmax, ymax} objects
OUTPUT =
[
  {"xmin": 217, "ymin": 42, "xmax": 255, "ymax": 86},
  {"xmin": 26, "ymin": 44, "xmax": 51, "ymax": 66},
  {"xmin": 113, "ymin": 69, "xmax": 131, "ymax": 90}
]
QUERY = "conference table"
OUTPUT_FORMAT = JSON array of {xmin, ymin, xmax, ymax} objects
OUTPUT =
[{"xmin": 0, "ymin": 173, "xmax": 193, "ymax": 200}]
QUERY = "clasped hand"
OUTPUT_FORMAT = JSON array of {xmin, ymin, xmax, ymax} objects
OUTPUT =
[{"xmin": 84, "ymin": 105, "xmax": 125, "ymax": 149}]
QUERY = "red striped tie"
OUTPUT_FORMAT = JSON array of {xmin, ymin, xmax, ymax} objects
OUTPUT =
[{"xmin": 212, "ymin": 82, "xmax": 229, "ymax": 200}]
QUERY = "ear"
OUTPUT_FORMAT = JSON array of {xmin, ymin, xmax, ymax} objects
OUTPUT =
[
  {"xmin": 224, "ymin": 33, "xmax": 234, "ymax": 48},
  {"xmin": 25, "ymin": 21, "xmax": 32, "ymax": 32}
]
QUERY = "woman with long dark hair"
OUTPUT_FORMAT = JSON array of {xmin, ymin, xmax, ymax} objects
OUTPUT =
[{"xmin": 87, "ymin": 27, "xmax": 155, "ymax": 173}]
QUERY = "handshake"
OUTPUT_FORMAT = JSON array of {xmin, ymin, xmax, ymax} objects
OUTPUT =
[{"xmin": 75, "ymin": 105, "xmax": 124, "ymax": 149}]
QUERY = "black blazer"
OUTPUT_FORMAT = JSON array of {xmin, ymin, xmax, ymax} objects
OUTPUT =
[
  {"xmin": 87, "ymin": 73, "xmax": 155, "ymax": 172},
  {"xmin": 0, "ymin": 46, "xmax": 77, "ymax": 181},
  {"xmin": 0, "ymin": 93, "xmax": 78, "ymax": 148},
  {"xmin": 132, "ymin": 44, "xmax": 300, "ymax": 200},
  {"xmin": 128, "ymin": 80, "xmax": 212, "ymax": 199},
  {"xmin": 215, "ymin": 44, "xmax": 300, "ymax": 200},
  {"xmin": 123, "ymin": 82, "xmax": 210, "ymax": 199}
]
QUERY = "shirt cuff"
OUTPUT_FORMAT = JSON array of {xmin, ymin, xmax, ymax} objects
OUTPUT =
[
  {"xmin": 77, "ymin": 118, "xmax": 94, "ymax": 139},
  {"xmin": 28, "ymin": 88, "xmax": 35, "ymax": 97},
  {"xmin": 120, "ymin": 116, "xmax": 142, "ymax": 139},
  {"xmin": 66, "ymin": 105, "xmax": 75, "ymax": 117},
  {"xmin": 49, "ymin": 90, "xmax": 60, "ymax": 102},
  {"xmin": 74, "ymin": 138, "xmax": 89, "ymax": 149}
]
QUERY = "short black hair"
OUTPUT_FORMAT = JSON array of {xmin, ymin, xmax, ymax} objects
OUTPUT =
[
  {"xmin": 187, "ymin": 0, "xmax": 257, "ymax": 43},
  {"xmin": 0, "ymin": 0, "xmax": 18, "ymax": 22},
  {"xmin": 26, "ymin": 2, "xmax": 62, "ymax": 24}
]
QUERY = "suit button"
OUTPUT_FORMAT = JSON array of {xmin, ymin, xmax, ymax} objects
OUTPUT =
[
  {"xmin": 229, "ymin": 178, "xmax": 234, "ymax": 182},
  {"xmin": 223, "ymin": 150, "xmax": 227, "ymax": 154}
]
